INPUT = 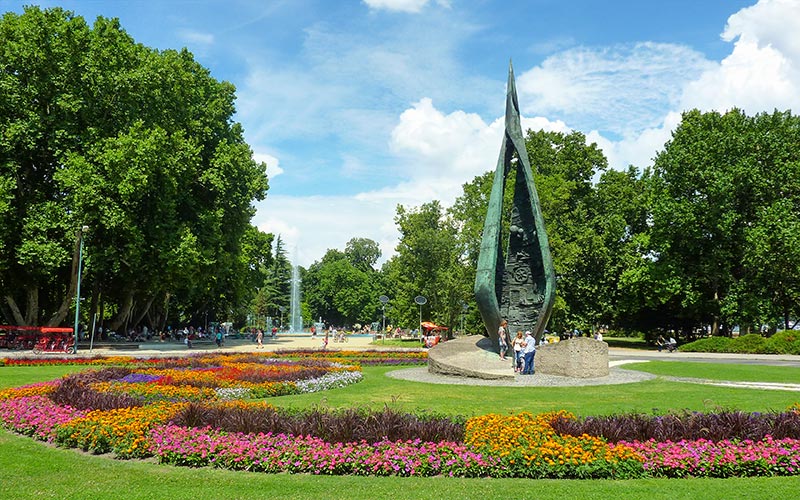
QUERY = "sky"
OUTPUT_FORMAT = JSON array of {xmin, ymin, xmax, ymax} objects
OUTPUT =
[{"xmin": 3, "ymin": 0, "xmax": 800, "ymax": 267}]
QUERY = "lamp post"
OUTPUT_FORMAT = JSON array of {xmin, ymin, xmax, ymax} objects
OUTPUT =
[
  {"xmin": 379, "ymin": 295, "xmax": 389, "ymax": 341},
  {"xmin": 461, "ymin": 303, "xmax": 468, "ymax": 336},
  {"xmin": 414, "ymin": 295, "xmax": 427, "ymax": 334},
  {"xmin": 72, "ymin": 225, "xmax": 89, "ymax": 354},
  {"xmin": 278, "ymin": 306, "xmax": 285, "ymax": 331}
]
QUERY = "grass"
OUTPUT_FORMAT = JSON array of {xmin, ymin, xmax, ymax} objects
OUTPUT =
[
  {"xmin": 603, "ymin": 337, "xmax": 650, "ymax": 350},
  {"xmin": 267, "ymin": 365, "xmax": 799, "ymax": 416},
  {"xmin": 1, "ymin": 430, "xmax": 797, "ymax": 500},
  {"xmin": 1, "ymin": 361, "xmax": 799, "ymax": 498},
  {"xmin": 624, "ymin": 361, "xmax": 800, "ymax": 384}
]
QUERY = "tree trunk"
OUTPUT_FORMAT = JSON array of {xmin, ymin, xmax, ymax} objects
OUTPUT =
[
  {"xmin": 25, "ymin": 286, "xmax": 39, "ymax": 325},
  {"xmin": 109, "ymin": 293, "xmax": 134, "ymax": 331},
  {"xmin": 4, "ymin": 295, "xmax": 25, "ymax": 325},
  {"xmin": 89, "ymin": 281, "xmax": 101, "ymax": 335},
  {"xmin": 131, "ymin": 294, "xmax": 157, "ymax": 330},
  {"xmin": 161, "ymin": 292, "xmax": 171, "ymax": 332}
]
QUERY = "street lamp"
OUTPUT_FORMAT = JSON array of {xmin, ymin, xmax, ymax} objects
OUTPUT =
[
  {"xmin": 72, "ymin": 225, "xmax": 89, "ymax": 354},
  {"xmin": 461, "ymin": 302, "xmax": 468, "ymax": 336},
  {"xmin": 278, "ymin": 306, "xmax": 285, "ymax": 331},
  {"xmin": 379, "ymin": 294, "xmax": 389, "ymax": 337},
  {"xmin": 414, "ymin": 295, "xmax": 427, "ymax": 334}
]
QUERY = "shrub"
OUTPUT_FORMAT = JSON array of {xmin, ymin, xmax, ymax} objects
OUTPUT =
[
  {"xmin": 170, "ymin": 403, "xmax": 465, "ymax": 444},
  {"xmin": 550, "ymin": 410, "xmax": 800, "ymax": 442},
  {"xmin": 766, "ymin": 330, "xmax": 800, "ymax": 355},
  {"xmin": 49, "ymin": 368, "xmax": 143, "ymax": 410},
  {"xmin": 679, "ymin": 336, "xmax": 733, "ymax": 353},
  {"xmin": 730, "ymin": 334, "xmax": 768, "ymax": 354}
]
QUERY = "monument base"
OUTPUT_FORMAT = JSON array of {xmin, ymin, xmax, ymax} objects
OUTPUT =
[{"xmin": 536, "ymin": 337, "xmax": 609, "ymax": 378}]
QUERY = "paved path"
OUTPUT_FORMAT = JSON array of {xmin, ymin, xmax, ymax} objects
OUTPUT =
[
  {"xmin": 608, "ymin": 347, "xmax": 800, "ymax": 367},
  {"xmin": 1, "ymin": 334, "xmax": 390, "ymax": 359},
  {"xmin": 4, "ymin": 335, "xmax": 799, "ymax": 391}
]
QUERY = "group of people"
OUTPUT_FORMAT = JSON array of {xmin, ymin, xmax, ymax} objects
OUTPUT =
[{"xmin": 497, "ymin": 320, "xmax": 537, "ymax": 375}]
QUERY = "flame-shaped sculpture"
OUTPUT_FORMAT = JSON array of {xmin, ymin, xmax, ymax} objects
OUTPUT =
[{"xmin": 474, "ymin": 62, "xmax": 556, "ymax": 346}]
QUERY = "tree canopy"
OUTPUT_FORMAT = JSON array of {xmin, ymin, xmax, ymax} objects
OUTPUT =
[{"xmin": 0, "ymin": 7, "xmax": 268, "ymax": 330}]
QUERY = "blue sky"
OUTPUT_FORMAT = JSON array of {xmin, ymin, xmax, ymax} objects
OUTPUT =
[{"xmin": 2, "ymin": 0, "xmax": 799, "ymax": 266}]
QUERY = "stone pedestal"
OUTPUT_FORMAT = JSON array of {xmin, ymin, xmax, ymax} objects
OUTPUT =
[{"xmin": 536, "ymin": 337, "xmax": 609, "ymax": 378}]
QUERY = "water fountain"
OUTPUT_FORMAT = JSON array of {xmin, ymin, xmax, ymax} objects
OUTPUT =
[{"xmin": 289, "ymin": 262, "xmax": 303, "ymax": 333}]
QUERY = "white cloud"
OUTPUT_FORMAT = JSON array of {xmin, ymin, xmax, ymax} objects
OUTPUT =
[
  {"xmin": 362, "ymin": 0, "xmax": 450, "ymax": 13},
  {"xmin": 252, "ymin": 98, "xmax": 570, "ymax": 267},
  {"xmin": 177, "ymin": 29, "xmax": 214, "ymax": 46},
  {"xmin": 250, "ymin": 0, "xmax": 800, "ymax": 268},
  {"xmin": 389, "ymin": 98, "xmax": 569, "ymax": 185},
  {"xmin": 517, "ymin": 42, "xmax": 715, "ymax": 135},
  {"xmin": 680, "ymin": 0, "xmax": 800, "ymax": 114},
  {"xmin": 723, "ymin": 0, "xmax": 800, "ymax": 62},
  {"xmin": 587, "ymin": 112, "xmax": 681, "ymax": 170},
  {"xmin": 253, "ymin": 152, "xmax": 283, "ymax": 178},
  {"xmin": 253, "ymin": 194, "xmax": 400, "ymax": 268},
  {"xmin": 524, "ymin": 0, "xmax": 800, "ymax": 171}
]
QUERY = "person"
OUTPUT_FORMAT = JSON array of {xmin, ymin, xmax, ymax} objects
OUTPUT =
[
  {"xmin": 522, "ymin": 330, "xmax": 536, "ymax": 374},
  {"xmin": 256, "ymin": 329, "xmax": 263, "ymax": 348},
  {"xmin": 667, "ymin": 336, "xmax": 677, "ymax": 352},
  {"xmin": 497, "ymin": 320, "xmax": 509, "ymax": 360},
  {"xmin": 215, "ymin": 329, "xmax": 223, "ymax": 348},
  {"xmin": 595, "ymin": 331, "xmax": 603, "ymax": 342},
  {"xmin": 323, "ymin": 329, "xmax": 329, "ymax": 349},
  {"xmin": 656, "ymin": 335, "xmax": 666, "ymax": 352},
  {"xmin": 512, "ymin": 330, "xmax": 525, "ymax": 372},
  {"xmin": 186, "ymin": 331, "xmax": 194, "ymax": 349}
]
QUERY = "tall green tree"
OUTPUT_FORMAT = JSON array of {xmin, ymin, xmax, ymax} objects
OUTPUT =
[
  {"xmin": 649, "ymin": 108, "xmax": 800, "ymax": 335},
  {"xmin": 385, "ymin": 202, "xmax": 466, "ymax": 331},
  {"xmin": 303, "ymin": 238, "xmax": 382, "ymax": 327},
  {"xmin": 0, "ymin": 7, "xmax": 268, "ymax": 328}
]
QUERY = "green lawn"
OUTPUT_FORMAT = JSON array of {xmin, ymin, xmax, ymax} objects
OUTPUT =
[
  {"xmin": 1, "ymin": 362, "xmax": 799, "ymax": 499},
  {"xmin": 624, "ymin": 361, "xmax": 800, "ymax": 384}
]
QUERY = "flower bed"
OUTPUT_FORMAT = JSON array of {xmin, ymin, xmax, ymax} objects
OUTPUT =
[{"xmin": 0, "ymin": 351, "xmax": 799, "ymax": 479}]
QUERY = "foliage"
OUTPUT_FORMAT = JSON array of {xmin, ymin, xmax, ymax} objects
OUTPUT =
[
  {"xmin": 649, "ymin": 109, "xmax": 800, "ymax": 335},
  {"xmin": 2, "ymin": 360, "xmax": 800, "ymax": 481},
  {"xmin": 679, "ymin": 336, "xmax": 734, "ymax": 353},
  {"xmin": 302, "ymin": 238, "xmax": 382, "ymax": 327},
  {"xmin": 619, "ymin": 436, "xmax": 800, "ymax": 478},
  {"xmin": 0, "ymin": 6, "xmax": 268, "ymax": 329},
  {"xmin": 766, "ymin": 330, "xmax": 800, "ymax": 355},
  {"xmin": 383, "ymin": 202, "xmax": 467, "ymax": 333},
  {"xmin": 151, "ymin": 425, "xmax": 496, "ymax": 477},
  {"xmin": 730, "ymin": 334, "xmax": 769, "ymax": 354},
  {"xmin": 551, "ymin": 410, "xmax": 800, "ymax": 442},
  {"xmin": 680, "ymin": 330, "xmax": 800, "ymax": 354},
  {"xmin": 56, "ymin": 402, "xmax": 185, "ymax": 457},
  {"xmin": 170, "ymin": 404, "xmax": 465, "ymax": 444},
  {"xmin": 465, "ymin": 411, "xmax": 644, "ymax": 478}
]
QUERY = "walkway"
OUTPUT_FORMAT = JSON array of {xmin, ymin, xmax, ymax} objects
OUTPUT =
[{"xmin": 4, "ymin": 334, "xmax": 799, "ymax": 391}]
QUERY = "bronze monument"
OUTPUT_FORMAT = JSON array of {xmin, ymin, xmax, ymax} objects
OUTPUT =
[{"xmin": 474, "ymin": 62, "xmax": 556, "ymax": 351}]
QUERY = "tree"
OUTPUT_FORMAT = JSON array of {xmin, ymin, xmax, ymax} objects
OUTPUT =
[
  {"xmin": 0, "ymin": 7, "xmax": 268, "ymax": 329},
  {"xmin": 302, "ymin": 239, "xmax": 382, "ymax": 327},
  {"xmin": 649, "ymin": 108, "xmax": 800, "ymax": 336},
  {"xmin": 524, "ymin": 130, "xmax": 608, "ymax": 333},
  {"xmin": 345, "ymin": 237, "xmax": 381, "ymax": 271},
  {"xmin": 385, "ymin": 202, "xmax": 466, "ymax": 332}
]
